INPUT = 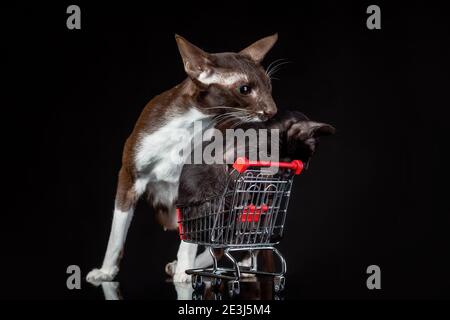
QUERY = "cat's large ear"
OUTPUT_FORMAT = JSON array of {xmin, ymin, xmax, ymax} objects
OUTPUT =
[
  {"xmin": 240, "ymin": 33, "xmax": 278, "ymax": 63},
  {"xmin": 175, "ymin": 34, "xmax": 214, "ymax": 79}
]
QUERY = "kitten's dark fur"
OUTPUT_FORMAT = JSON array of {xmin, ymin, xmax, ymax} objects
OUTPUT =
[{"xmin": 178, "ymin": 110, "xmax": 335, "ymax": 206}]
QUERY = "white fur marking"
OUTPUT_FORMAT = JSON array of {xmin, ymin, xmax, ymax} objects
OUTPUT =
[
  {"xmin": 134, "ymin": 177, "xmax": 149, "ymax": 195},
  {"xmin": 198, "ymin": 71, "xmax": 248, "ymax": 86},
  {"xmin": 134, "ymin": 108, "xmax": 210, "ymax": 207},
  {"xmin": 86, "ymin": 209, "xmax": 134, "ymax": 284},
  {"xmin": 195, "ymin": 248, "xmax": 214, "ymax": 268},
  {"xmin": 174, "ymin": 241, "xmax": 198, "ymax": 282}
]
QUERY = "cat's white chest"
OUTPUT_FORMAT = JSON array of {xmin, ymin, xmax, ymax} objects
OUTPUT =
[{"xmin": 134, "ymin": 108, "xmax": 209, "ymax": 205}]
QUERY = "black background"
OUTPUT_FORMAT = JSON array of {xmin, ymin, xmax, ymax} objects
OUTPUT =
[{"xmin": 2, "ymin": 1, "xmax": 449, "ymax": 299}]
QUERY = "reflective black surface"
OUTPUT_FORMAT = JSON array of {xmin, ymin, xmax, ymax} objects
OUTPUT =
[{"xmin": 90, "ymin": 278, "xmax": 284, "ymax": 300}]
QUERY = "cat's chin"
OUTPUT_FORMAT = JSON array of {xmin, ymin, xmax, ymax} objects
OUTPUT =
[{"xmin": 248, "ymin": 116, "xmax": 265, "ymax": 123}]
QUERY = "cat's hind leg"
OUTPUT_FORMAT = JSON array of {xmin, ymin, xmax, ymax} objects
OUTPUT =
[
  {"xmin": 239, "ymin": 250, "xmax": 258, "ymax": 278},
  {"xmin": 173, "ymin": 241, "xmax": 198, "ymax": 282},
  {"xmin": 194, "ymin": 247, "xmax": 214, "ymax": 268},
  {"xmin": 165, "ymin": 246, "xmax": 213, "ymax": 279}
]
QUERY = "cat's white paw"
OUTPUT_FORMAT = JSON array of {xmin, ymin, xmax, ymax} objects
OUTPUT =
[
  {"xmin": 173, "ymin": 272, "xmax": 191, "ymax": 283},
  {"xmin": 238, "ymin": 257, "xmax": 256, "ymax": 278},
  {"xmin": 165, "ymin": 260, "xmax": 177, "ymax": 277},
  {"xmin": 86, "ymin": 267, "xmax": 118, "ymax": 286}
]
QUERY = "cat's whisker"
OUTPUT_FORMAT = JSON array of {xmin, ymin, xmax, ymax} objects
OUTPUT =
[
  {"xmin": 268, "ymin": 60, "xmax": 291, "ymax": 75},
  {"xmin": 266, "ymin": 58, "xmax": 288, "ymax": 77},
  {"xmin": 269, "ymin": 59, "xmax": 290, "ymax": 71},
  {"xmin": 231, "ymin": 117, "xmax": 248, "ymax": 129},
  {"xmin": 212, "ymin": 116, "xmax": 234, "ymax": 127},
  {"xmin": 267, "ymin": 61, "xmax": 292, "ymax": 78},
  {"xmin": 211, "ymin": 109, "xmax": 252, "ymax": 127},
  {"xmin": 214, "ymin": 111, "xmax": 244, "ymax": 120},
  {"xmin": 212, "ymin": 112, "xmax": 247, "ymax": 127},
  {"xmin": 215, "ymin": 115, "xmax": 238, "ymax": 125}
]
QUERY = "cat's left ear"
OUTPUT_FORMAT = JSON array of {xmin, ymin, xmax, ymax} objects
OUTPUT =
[
  {"xmin": 175, "ymin": 34, "xmax": 214, "ymax": 80},
  {"xmin": 240, "ymin": 33, "xmax": 278, "ymax": 63}
]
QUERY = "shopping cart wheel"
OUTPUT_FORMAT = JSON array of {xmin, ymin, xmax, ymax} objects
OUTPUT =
[
  {"xmin": 192, "ymin": 291, "xmax": 203, "ymax": 300},
  {"xmin": 228, "ymin": 280, "xmax": 240, "ymax": 297},
  {"xmin": 273, "ymin": 276, "xmax": 285, "ymax": 293},
  {"xmin": 191, "ymin": 275, "xmax": 205, "ymax": 291},
  {"xmin": 274, "ymin": 294, "xmax": 285, "ymax": 301},
  {"xmin": 211, "ymin": 277, "xmax": 222, "ymax": 290}
]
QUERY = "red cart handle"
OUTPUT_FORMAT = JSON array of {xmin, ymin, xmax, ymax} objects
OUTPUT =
[{"xmin": 232, "ymin": 157, "xmax": 303, "ymax": 175}]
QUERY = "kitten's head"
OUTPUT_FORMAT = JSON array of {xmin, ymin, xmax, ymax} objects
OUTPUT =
[{"xmin": 175, "ymin": 34, "xmax": 278, "ymax": 122}]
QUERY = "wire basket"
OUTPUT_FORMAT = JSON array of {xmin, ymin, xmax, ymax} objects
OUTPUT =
[
  {"xmin": 177, "ymin": 158, "xmax": 302, "ymax": 247},
  {"xmin": 176, "ymin": 157, "xmax": 303, "ymax": 296}
]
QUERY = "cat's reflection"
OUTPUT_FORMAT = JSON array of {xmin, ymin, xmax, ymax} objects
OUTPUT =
[
  {"xmin": 101, "ymin": 281, "xmax": 123, "ymax": 300},
  {"xmin": 99, "ymin": 280, "xmax": 195, "ymax": 300},
  {"xmin": 99, "ymin": 278, "xmax": 279, "ymax": 300},
  {"xmin": 98, "ymin": 280, "xmax": 197, "ymax": 300},
  {"xmin": 173, "ymin": 282, "xmax": 194, "ymax": 300},
  {"xmin": 173, "ymin": 276, "xmax": 279, "ymax": 300}
]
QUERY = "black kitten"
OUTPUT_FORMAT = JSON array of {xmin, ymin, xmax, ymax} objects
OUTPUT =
[{"xmin": 177, "ymin": 110, "xmax": 335, "ymax": 206}]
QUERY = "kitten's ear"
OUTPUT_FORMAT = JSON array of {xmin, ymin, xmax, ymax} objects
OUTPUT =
[
  {"xmin": 288, "ymin": 121, "xmax": 335, "ymax": 140},
  {"xmin": 175, "ymin": 34, "xmax": 213, "ymax": 79},
  {"xmin": 240, "ymin": 33, "xmax": 278, "ymax": 63},
  {"xmin": 285, "ymin": 120, "xmax": 335, "ymax": 163},
  {"xmin": 306, "ymin": 121, "xmax": 336, "ymax": 138}
]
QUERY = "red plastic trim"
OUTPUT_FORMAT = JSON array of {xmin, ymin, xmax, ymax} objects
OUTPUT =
[
  {"xmin": 241, "ymin": 204, "xmax": 269, "ymax": 222},
  {"xmin": 232, "ymin": 157, "xmax": 303, "ymax": 175},
  {"xmin": 176, "ymin": 208, "xmax": 185, "ymax": 240}
]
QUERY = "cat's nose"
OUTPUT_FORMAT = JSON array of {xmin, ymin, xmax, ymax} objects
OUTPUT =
[
  {"xmin": 257, "ymin": 109, "xmax": 276, "ymax": 121},
  {"xmin": 263, "ymin": 107, "xmax": 277, "ymax": 119}
]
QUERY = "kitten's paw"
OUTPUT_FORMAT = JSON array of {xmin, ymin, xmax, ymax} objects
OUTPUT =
[
  {"xmin": 173, "ymin": 272, "xmax": 191, "ymax": 283},
  {"xmin": 86, "ymin": 267, "xmax": 118, "ymax": 286}
]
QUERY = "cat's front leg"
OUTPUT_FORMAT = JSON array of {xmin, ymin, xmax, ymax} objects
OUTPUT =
[
  {"xmin": 86, "ymin": 167, "xmax": 144, "ymax": 285},
  {"xmin": 173, "ymin": 241, "xmax": 198, "ymax": 282}
]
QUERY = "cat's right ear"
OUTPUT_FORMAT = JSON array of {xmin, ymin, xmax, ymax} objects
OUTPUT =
[
  {"xmin": 240, "ymin": 33, "xmax": 278, "ymax": 64},
  {"xmin": 175, "ymin": 34, "xmax": 213, "ymax": 80}
]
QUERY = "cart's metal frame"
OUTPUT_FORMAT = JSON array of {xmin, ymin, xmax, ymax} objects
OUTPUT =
[{"xmin": 176, "ymin": 158, "xmax": 303, "ymax": 295}]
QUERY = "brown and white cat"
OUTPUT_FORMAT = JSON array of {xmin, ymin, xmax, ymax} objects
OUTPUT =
[{"xmin": 86, "ymin": 34, "xmax": 281, "ymax": 284}]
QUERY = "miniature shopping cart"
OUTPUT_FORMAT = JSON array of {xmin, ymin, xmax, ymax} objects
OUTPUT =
[{"xmin": 176, "ymin": 157, "xmax": 303, "ymax": 296}]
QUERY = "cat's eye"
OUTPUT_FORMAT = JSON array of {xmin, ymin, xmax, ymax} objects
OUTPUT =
[{"xmin": 238, "ymin": 85, "xmax": 252, "ymax": 95}]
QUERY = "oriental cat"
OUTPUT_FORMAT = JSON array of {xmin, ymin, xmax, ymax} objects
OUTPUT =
[{"xmin": 87, "ymin": 34, "xmax": 333, "ymax": 285}]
